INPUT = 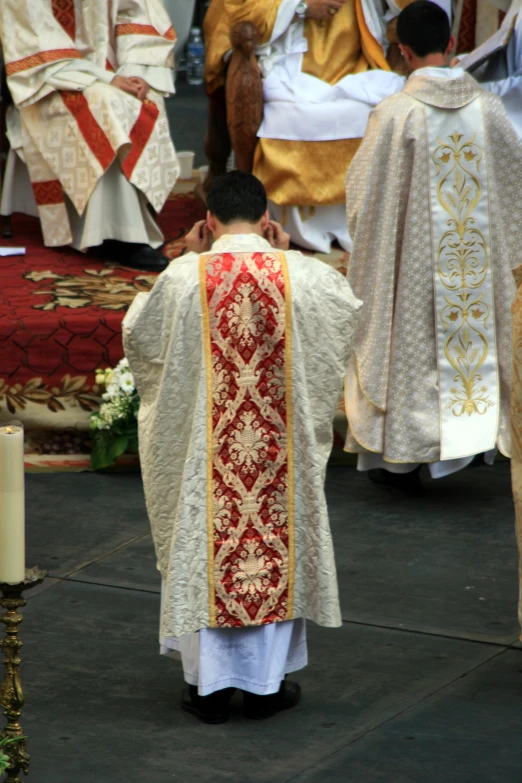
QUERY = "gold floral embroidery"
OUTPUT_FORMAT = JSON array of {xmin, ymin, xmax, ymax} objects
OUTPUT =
[
  {"xmin": 433, "ymin": 131, "xmax": 494, "ymax": 417},
  {"xmin": 230, "ymin": 542, "xmax": 278, "ymax": 597},
  {"xmin": 228, "ymin": 411, "xmax": 270, "ymax": 472},
  {"xmin": 227, "ymin": 283, "xmax": 269, "ymax": 348},
  {"xmin": 201, "ymin": 251, "xmax": 294, "ymax": 628}
]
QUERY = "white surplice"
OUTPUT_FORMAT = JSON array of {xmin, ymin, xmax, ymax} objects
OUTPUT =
[
  {"xmin": 462, "ymin": 0, "xmax": 522, "ymax": 137},
  {"xmin": 160, "ymin": 583, "xmax": 308, "ymax": 696}
]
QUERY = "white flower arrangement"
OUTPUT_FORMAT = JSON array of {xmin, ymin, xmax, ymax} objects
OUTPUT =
[{"xmin": 90, "ymin": 358, "xmax": 140, "ymax": 469}]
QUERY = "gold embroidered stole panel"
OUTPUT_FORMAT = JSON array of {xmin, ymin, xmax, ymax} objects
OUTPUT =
[
  {"xmin": 426, "ymin": 98, "xmax": 499, "ymax": 459},
  {"xmin": 200, "ymin": 250, "xmax": 295, "ymax": 628}
]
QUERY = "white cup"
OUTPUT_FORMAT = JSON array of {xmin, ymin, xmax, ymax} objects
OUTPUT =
[
  {"xmin": 178, "ymin": 151, "xmax": 195, "ymax": 180},
  {"xmin": 198, "ymin": 164, "xmax": 209, "ymax": 182}
]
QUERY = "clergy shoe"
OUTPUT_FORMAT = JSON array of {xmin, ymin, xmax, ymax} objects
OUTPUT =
[
  {"xmin": 181, "ymin": 685, "xmax": 235, "ymax": 725},
  {"xmin": 121, "ymin": 244, "xmax": 170, "ymax": 273},
  {"xmin": 242, "ymin": 680, "xmax": 301, "ymax": 720},
  {"xmin": 368, "ymin": 468, "xmax": 424, "ymax": 498},
  {"xmin": 95, "ymin": 240, "xmax": 170, "ymax": 273}
]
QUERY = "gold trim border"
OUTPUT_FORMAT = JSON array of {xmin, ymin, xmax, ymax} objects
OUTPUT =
[
  {"xmin": 280, "ymin": 252, "xmax": 295, "ymax": 618},
  {"xmin": 199, "ymin": 254, "xmax": 216, "ymax": 628}
]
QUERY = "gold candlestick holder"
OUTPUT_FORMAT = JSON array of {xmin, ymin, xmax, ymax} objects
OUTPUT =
[{"xmin": 0, "ymin": 567, "xmax": 47, "ymax": 783}]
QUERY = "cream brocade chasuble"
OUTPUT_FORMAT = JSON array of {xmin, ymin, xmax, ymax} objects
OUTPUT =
[
  {"xmin": 345, "ymin": 70, "xmax": 522, "ymax": 465},
  {"xmin": 0, "ymin": 0, "xmax": 179, "ymax": 247},
  {"xmin": 123, "ymin": 235, "xmax": 360, "ymax": 638}
]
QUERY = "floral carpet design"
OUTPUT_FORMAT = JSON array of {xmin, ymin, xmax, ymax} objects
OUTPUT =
[
  {"xmin": 0, "ymin": 183, "xmax": 350, "ymax": 470},
  {"xmin": 24, "ymin": 268, "xmax": 157, "ymax": 311},
  {"xmin": 0, "ymin": 190, "xmax": 205, "ymax": 469}
]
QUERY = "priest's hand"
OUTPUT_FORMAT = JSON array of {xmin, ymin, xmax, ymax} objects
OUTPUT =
[
  {"xmin": 127, "ymin": 77, "xmax": 150, "ymax": 101},
  {"xmin": 111, "ymin": 75, "xmax": 141, "ymax": 97},
  {"xmin": 305, "ymin": 0, "xmax": 347, "ymax": 20},
  {"xmin": 185, "ymin": 220, "xmax": 212, "ymax": 253},
  {"xmin": 265, "ymin": 220, "xmax": 290, "ymax": 251}
]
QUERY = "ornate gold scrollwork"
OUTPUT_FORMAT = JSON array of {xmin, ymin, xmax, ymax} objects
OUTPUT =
[{"xmin": 433, "ymin": 131, "xmax": 494, "ymax": 417}]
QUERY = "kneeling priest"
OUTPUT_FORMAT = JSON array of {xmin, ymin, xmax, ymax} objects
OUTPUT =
[{"xmin": 123, "ymin": 171, "xmax": 361, "ymax": 722}]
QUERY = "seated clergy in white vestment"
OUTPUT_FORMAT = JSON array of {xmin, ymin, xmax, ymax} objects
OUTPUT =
[
  {"xmin": 344, "ymin": 1, "xmax": 522, "ymax": 496},
  {"xmin": 458, "ymin": 0, "xmax": 522, "ymax": 139},
  {"xmin": 123, "ymin": 172, "xmax": 361, "ymax": 723},
  {"xmin": 204, "ymin": 0, "xmax": 451, "ymax": 254},
  {"xmin": 0, "ymin": 0, "xmax": 180, "ymax": 272}
]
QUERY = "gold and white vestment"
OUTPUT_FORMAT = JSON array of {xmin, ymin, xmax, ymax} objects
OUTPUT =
[{"xmin": 344, "ymin": 68, "xmax": 522, "ymax": 466}]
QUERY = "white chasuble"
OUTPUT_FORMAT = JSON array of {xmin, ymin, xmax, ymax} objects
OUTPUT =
[
  {"xmin": 426, "ymin": 102, "xmax": 499, "ymax": 459},
  {"xmin": 123, "ymin": 234, "xmax": 361, "ymax": 637}
]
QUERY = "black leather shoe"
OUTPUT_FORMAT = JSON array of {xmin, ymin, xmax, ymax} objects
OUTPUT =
[
  {"xmin": 181, "ymin": 685, "xmax": 235, "ymax": 724},
  {"xmin": 122, "ymin": 244, "xmax": 169, "ymax": 272},
  {"xmin": 92, "ymin": 240, "xmax": 169, "ymax": 272},
  {"xmin": 368, "ymin": 467, "xmax": 424, "ymax": 498},
  {"xmin": 242, "ymin": 680, "xmax": 301, "ymax": 720}
]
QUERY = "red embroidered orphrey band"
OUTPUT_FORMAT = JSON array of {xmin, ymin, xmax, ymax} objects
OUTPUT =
[
  {"xmin": 122, "ymin": 100, "xmax": 160, "ymax": 179},
  {"xmin": 115, "ymin": 23, "xmax": 176, "ymax": 40},
  {"xmin": 52, "ymin": 0, "xmax": 76, "ymax": 41},
  {"xmin": 201, "ymin": 251, "xmax": 294, "ymax": 628},
  {"xmin": 32, "ymin": 180, "xmax": 65, "ymax": 206},
  {"xmin": 61, "ymin": 92, "xmax": 115, "ymax": 172},
  {"xmin": 6, "ymin": 49, "xmax": 80, "ymax": 76}
]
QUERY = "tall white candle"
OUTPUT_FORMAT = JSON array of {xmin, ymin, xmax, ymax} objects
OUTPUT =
[{"xmin": 0, "ymin": 425, "xmax": 25, "ymax": 584}]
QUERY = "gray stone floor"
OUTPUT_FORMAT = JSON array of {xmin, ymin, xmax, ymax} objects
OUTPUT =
[{"xmin": 18, "ymin": 461, "xmax": 522, "ymax": 783}]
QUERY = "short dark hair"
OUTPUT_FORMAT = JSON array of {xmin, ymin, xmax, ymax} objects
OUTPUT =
[
  {"xmin": 207, "ymin": 170, "xmax": 268, "ymax": 224},
  {"xmin": 397, "ymin": 1, "xmax": 450, "ymax": 57}
]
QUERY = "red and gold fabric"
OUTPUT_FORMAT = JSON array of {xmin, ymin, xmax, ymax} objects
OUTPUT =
[{"xmin": 200, "ymin": 250, "xmax": 294, "ymax": 627}]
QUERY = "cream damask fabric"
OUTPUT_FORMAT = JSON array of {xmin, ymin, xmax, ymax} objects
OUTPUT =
[
  {"xmin": 0, "ymin": 0, "xmax": 178, "ymax": 247},
  {"xmin": 123, "ymin": 235, "xmax": 361, "ymax": 638},
  {"xmin": 345, "ymin": 70, "xmax": 522, "ymax": 464}
]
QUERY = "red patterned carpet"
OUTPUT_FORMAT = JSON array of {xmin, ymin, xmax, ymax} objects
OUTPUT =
[
  {"xmin": 0, "ymin": 188, "xmax": 351, "ymax": 470},
  {"xmin": 0, "ymin": 191, "xmax": 206, "ymax": 469}
]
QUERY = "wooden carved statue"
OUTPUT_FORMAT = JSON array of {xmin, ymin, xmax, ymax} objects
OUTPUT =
[
  {"xmin": 225, "ymin": 21, "xmax": 264, "ymax": 173},
  {"xmin": 385, "ymin": 19, "xmax": 409, "ymax": 76},
  {"xmin": 202, "ymin": 20, "xmax": 263, "ymax": 197}
]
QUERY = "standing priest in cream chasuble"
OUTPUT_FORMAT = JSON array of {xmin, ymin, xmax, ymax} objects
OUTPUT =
[{"xmin": 344, "ymin": 65, "xmax": 522, "ymax": 472}]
